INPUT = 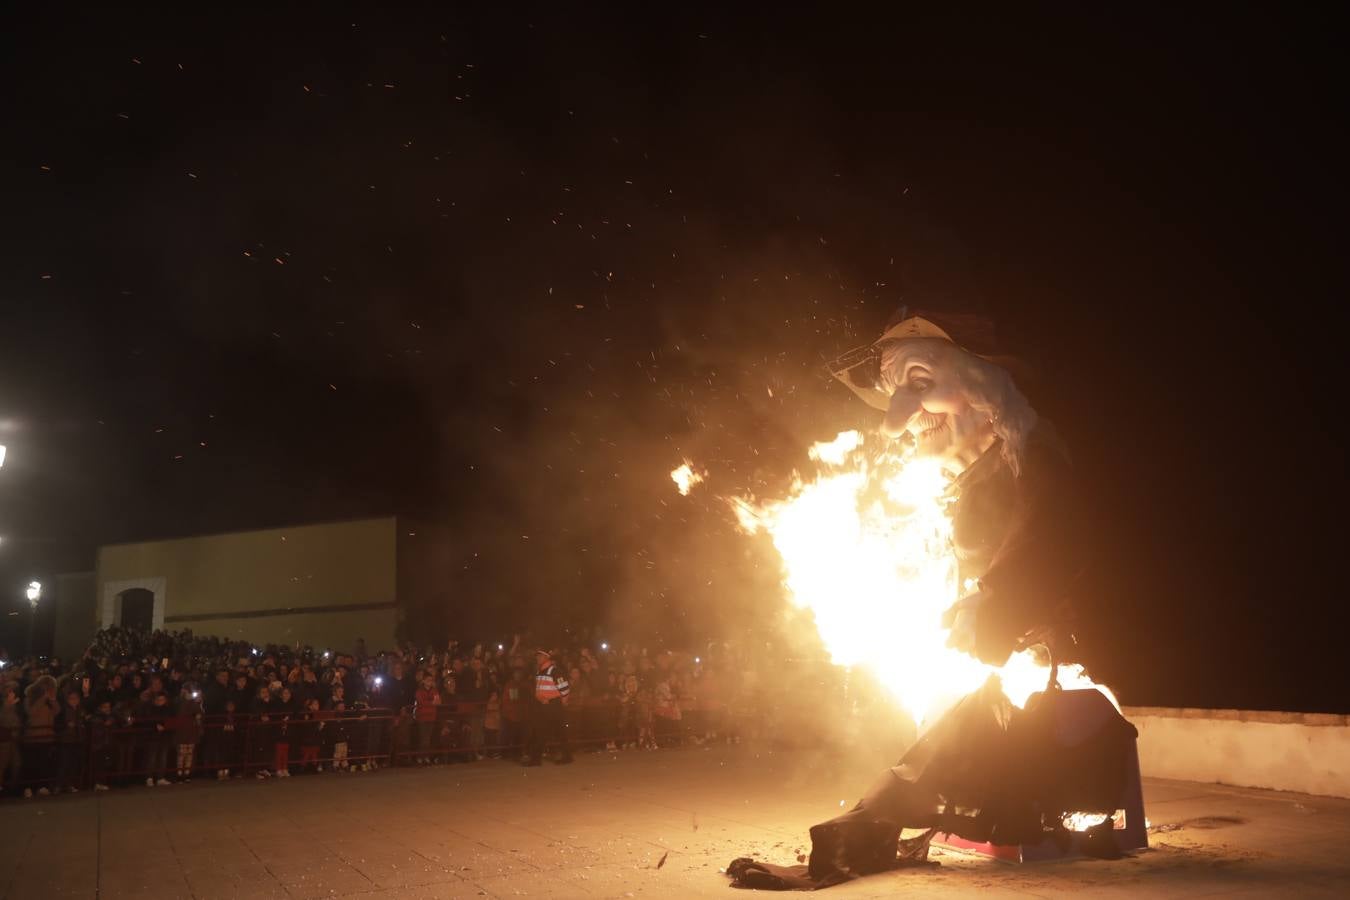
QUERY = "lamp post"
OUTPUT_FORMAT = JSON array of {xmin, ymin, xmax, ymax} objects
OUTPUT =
[{"xmin": 25, "ymin": 581, "xmax": 41, "ymax": 658}]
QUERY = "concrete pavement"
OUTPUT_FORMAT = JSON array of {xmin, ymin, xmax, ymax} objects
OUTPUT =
[{"xmin": 2, "ymin": 743, "xmax": 1346, "ymax": 898}]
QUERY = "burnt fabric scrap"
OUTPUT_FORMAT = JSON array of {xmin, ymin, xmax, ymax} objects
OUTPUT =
[{"xmin": 726, "ymin": 680, "xmax": 1137, "ymax": 890}]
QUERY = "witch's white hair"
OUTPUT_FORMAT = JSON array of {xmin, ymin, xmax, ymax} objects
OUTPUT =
[
  {"xmin": 952, "ymin": 350, "xmax": 1038, "ymax": 477},
  {"xmin": 880, "ymin": 340, "xmax": 1038, "ymax": 477}
]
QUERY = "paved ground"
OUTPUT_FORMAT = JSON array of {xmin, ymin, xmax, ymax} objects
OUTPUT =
[{"xmin": 2, "ymin": 743, "xmax": 1347, "ymax": 899}]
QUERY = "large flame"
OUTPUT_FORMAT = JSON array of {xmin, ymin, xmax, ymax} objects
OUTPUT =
[{"xmin": 726, "ymin": 430, "xmax": 1115, "ymax": 727}]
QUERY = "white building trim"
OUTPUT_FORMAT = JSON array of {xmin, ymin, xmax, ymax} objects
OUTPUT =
[{"xmin": 101, "ymin": 576, "xmax": 167, "ymax": 630}]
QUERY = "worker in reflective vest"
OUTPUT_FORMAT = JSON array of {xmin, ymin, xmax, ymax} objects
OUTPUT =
[{"xmin": 522, "ymin": 649, "xmax": 573, "ymax": 766}]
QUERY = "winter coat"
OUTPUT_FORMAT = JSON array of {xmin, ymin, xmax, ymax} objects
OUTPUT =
[
  {"xmin": 228, "ymin": 683, "xmax": 254, "ymax": 711},
  {"xmin": 270, "ymin": 697, "xmax": 294, "ymax": 741},
  {"xmin": 501, "ymin": 679, "xmax": 527, "ymax": 724},
  {"xmin": 296, "ymin": 711, "xmax": 323, "ymax": 747},
  {"xmin": 203, "ymin": 681, "xmax": 231, "ymax": 716},
  {"xmin": 459, "ymin": 670, "xmax": 490, "ymax": 704},
  {"xmin": 248, "ymin": 696, "xmax": 272, "ymax": 719},
  {"xmin": 484, "ymin": 694, "xmax": 502, "ymax": 731},
  {"xmin": 414, "ymin": 687, "xmax": 441, "ymax": 723},
  {"xmin": 89, "ymin": 711, "xmax": 119, "ymax": 747},
  {"xmin": 0, "ymin": 700, "xmax": 22, "ymax": 743},
  {"xmin": 173, "ymin": 698, "xmax": 204, "ymax": 744},
  {"xmin": 327, "ymin": 711, "xmax": 351, "ymax": 745},
  {"xmin": 138, "ymin": 702, "xmax": 174, "ymax": 743},
  {"xmin": 294, "ymin": 678, "xmax": 322, "ymax": 706},
  {"xmin": 24, "ymin": 680, "xmax": 59, "ymax": 741},
  {"xmin": 56, "ymin": 705, "xmax": 88, "ymax": 744}
]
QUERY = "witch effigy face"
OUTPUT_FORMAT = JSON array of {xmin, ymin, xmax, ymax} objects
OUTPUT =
[{"xmin": 879, "ymin": 338, "xmax": 994, "ymax": 468}]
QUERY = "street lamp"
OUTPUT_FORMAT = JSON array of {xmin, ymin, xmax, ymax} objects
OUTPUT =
[{"xmin": 25, "ymin": 581, "xmax": 42, "ymax": 659}]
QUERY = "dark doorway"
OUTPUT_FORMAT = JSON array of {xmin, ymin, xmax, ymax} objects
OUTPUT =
[{"xmin": 119, "ymin": 588, "xmax": 154, "ymax": 632}]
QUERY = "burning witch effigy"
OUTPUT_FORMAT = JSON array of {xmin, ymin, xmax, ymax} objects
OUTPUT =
[{"xmin": 709, "ymin": 308, "xmax": 1143, "ymax": 889}]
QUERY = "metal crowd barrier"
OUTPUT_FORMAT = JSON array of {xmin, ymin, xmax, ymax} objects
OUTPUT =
[{"xmin": 0, "ymin": 697, "xmax": 755, "ymax": 796}]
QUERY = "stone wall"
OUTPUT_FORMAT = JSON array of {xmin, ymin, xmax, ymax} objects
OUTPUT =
[{"xmin": 1124, "ymin": 706, "xmax": 1350, "ymax": 799}]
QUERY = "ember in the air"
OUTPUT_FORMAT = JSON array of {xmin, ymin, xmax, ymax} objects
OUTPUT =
[{"xmin": 670, "ymin": 461, "xmax": 705, "ymax": 496}]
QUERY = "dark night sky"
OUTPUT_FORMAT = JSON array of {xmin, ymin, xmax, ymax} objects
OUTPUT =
[{"xmin": 1, "ymin": 5, "xmax": 1345, "ymax": 710}]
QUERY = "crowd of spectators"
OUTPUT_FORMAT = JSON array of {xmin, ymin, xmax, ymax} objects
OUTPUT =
[{"xmin": 0, "ymin": 626, "xmax": 754, "ymax": 799}]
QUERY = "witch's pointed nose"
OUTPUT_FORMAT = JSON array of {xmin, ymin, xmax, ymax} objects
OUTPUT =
[{"xmin": 882, "ymin": 392, "xmax": 919, "ymax": 438}]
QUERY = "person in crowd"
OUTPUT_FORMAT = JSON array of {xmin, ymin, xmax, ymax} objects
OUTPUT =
[
  {"xmin": 204, "ymin": 669, "xmax": 231, "ymax": 716},
  {"xmin": 597, "ymin": 671, "xmax": 619, "ymax": 752},
  {"xmin": 652, "ymin": 672, "xmax": 683, "ymax": 747},
  {"xmin": 1, "ymin": 684, "xmax": 24, "ymax": 796},
  {"xmin": 120, "ymin": 672, "xmax": 144, "ymax": 706},
  {"xmin": 205, "ymin": 697, "xmax": 240, "ymax": 780},
  {"xmin": 696, "ymin": 661, "xmax": 729, "ymax": 744},
  {"xmin": 250, "ymin": 684, "xmax": 278, "ymax": 779},
  {"xmin": 375, "ymin": 678, "xmax": 401, "ymax": 768},
  {"xmin": 74, "ymin": 672, "xmax": 98, "ymax": 713},
  {"xmin": 174, "ymin": 685, "xmax": 204, "ymax": 780},
  {"xmin": 343, "ymin": 662, "xmax": 363, "ymax": 701},
  {"xmin": 22, "ymin": 625, "xmax": 752, "ymax": 796},
  {"xmin": 22, "ymin": 675, "xmax": 59, "ymax": 797},
  {"xmin": 635, "ymin": 678, "xmax": 657, "ymax": 751},
  {"xmin": 231, "ymin": 671, "xmax": 253, "ymax": 707},
  {"xmin": 463, "ymin": 657, "xmax": 489, "ymax": 760},
  {"xmin": 483, "ymin": 689, "xmax": 502, "ymax": 758},
  {"xmin": 500, "ymin": 668, "xmax": 526, "ymax": 759},
  {"xmin": 349, "ymin": 699, "xmax": 376, "ymax": 771},
  {"xmin": 567, "ymin": 665, "xmax": 592, "ymax": 749},
  {"xmin": 522, "ymin": 649, "xmax": 571, "ymax": 767},
  {"xmin": 273, "ymin": 685, "xmax": 295, "ymax": 777},
  {"xmin": 296, "ymin": 666, "xmax": 322, "ymax": 706},
  {"xmin": 386, "ymin": 660, "xmax": 413, "ymax": 713},
  {"xmin": 104, "ymin": 672, "xmax": 125, "ymax": 708},
  {"xmin": 616, "ymin": 673, "xmax": 640, "ymax": 750},
  {"xmin": 436, "ymin": 669, "xmax": 460, "ymax": 759},
  {"xmin": 167, "ymin": 667, "xmax": 187, "ymax": 700},
  {"xmin": 54, "ymin": 690, "xmax": 88, "ymax": 793},
  {"xmin": 140, "ymin": 691, "xmax": 174, "ymax": 786},
  {"xmin": 329, "ymin": 698, "xmax": 351, "ymax": 771},
  {"xmin": 296, "ymin": 697, "xmax": 323, "ymax": 773},
  {"xmin": 413, "ymin": 672, "xmax": 440, "ymax": 765},
  {"xmin": 88, "ymin": 698, "xmax": 117, "ymax": 791}
]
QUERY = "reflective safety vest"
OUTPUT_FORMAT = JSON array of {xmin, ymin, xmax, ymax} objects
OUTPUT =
[{"xmin": 534, "ymin": 664, "xmax": 571, "ymax": 704}]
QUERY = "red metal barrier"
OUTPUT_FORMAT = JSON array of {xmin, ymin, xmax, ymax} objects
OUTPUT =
[{"xmin": 1, "ymin": 699, "xmax": 752, "ymax": 797}]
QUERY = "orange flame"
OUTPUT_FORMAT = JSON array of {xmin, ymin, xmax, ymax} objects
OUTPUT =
[{"xmin": 724, "ymin": 430, "xmax": 1116, "ymax": 727}]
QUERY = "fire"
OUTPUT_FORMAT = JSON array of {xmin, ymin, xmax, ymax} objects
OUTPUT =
[
  {"xmin": 725, "ymin": 430, "xmax": 1116, "ymax": 726},
  {"xmin": 670, "ymin": 460, "xmax": 705, "ymax": 496},
  {"xmin": 1063, "ymin": 811, "xmax": 1123, "ymax": 832}
]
